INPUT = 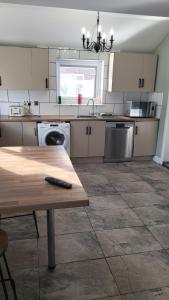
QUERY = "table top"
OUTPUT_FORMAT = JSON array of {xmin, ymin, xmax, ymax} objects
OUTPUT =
[{"xmin": 0, "ymin": 146, "xmax": 89, "ymax": 214}]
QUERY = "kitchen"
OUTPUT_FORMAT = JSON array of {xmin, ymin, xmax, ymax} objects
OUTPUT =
[{"xmin": 0, "ymin": 1, "xmax": 169, "ymax": 300}]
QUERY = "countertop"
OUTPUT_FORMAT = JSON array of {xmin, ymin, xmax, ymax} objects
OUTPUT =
[{"xmin": 0, "ymin": 115, "xmax": 159, "ymax": 123}]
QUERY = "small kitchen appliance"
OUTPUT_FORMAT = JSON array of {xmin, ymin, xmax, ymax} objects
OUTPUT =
[
  {"xmin": 9, "ymin": 105, "xmax": 26, "ymax": 117},
  {"xmin": 125, "ymin": 101, "xmax": 156, "ymax": 118}
]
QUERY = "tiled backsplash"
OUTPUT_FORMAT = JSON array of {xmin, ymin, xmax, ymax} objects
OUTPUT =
[{"xmin": 0, "ymin": 48, "xmax": 163, "ymax": 117}]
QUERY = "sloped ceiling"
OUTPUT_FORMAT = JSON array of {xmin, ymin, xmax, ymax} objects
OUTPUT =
[
  {"xmin": 1, "ymin": 0, "xmax": 169, "ymax": 17},
  {"xmin": 0, "ymin": 4, "xmax": 169, "ymax": 51}
]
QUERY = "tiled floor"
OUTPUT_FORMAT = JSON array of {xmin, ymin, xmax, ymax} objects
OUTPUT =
[{"xmin": 1, "ymin": 160, "xmax": 169, "ymax": 299}]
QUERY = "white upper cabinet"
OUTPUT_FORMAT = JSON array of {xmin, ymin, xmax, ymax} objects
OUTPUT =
[
  {"xmin": 108, "ymin": 53, "xmax": 157, "ymax": 92},
  {"xmin": 0, "ymin": 46, "xmax": 49, "ymax": 90},
  {"xmin": 0, "ymin": 47, "xmax": 31, "ymax": 90},
  {"xmin": 31, "ymin": 48, "xmax": 49, "ymax": 90}
]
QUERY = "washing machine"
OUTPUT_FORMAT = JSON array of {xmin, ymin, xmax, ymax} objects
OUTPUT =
[{"xmin": 38, "ymin": 122, "xmax": 70, "ymax": 155}]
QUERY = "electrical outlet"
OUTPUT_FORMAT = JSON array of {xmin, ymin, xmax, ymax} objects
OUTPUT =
[{"xmin": 34, "ymin": 101, "xmax": 39, "ymax": 106}]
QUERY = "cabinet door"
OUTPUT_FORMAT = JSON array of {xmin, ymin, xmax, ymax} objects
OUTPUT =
[
  {"xmin": 31, "ymin": 48, "xmax": 49, "ymax": 90},
  {"xmin": 0, "ymin": 47, "xmax": 31, "ymax": 90},
  {"xmin": 134, "ymin": 121, "xmax": 158, "ymax": 156},
  {"xmin": 70, "ymin": 121, "xmax": 89, "ymax": 157},
  {"xmin": 142, "ymin": 54, "xmax": 157, "ymax": 92},
  {"xmin": 0, "ymin": 122, "xmax": 22, "ymax": 146},
  {"xmin": 22, "ymin": 122, "xmax": 38, "ymax": 146},
  {"xmin": 88, "ymin": 121, "xmax": 106, "ymax": 157},
  {"xmin": 110, "ymin": 53, "xmax": 143, "ymax": 92}
]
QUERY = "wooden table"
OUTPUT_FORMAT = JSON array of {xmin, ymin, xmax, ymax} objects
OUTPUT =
[{"xmin": 0, "ymin": 146, "xmax": 89, "ymax": 269}]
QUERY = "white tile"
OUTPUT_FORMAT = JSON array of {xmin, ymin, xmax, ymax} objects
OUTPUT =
[
  {"xmin": 148, "ymin": 92, "xmax": 155, "ymax": 102},
  {"xmin": 102, "ymin": 91, "xmax": 106, "ymax": 104},
  {"xmin": 30, "ymin": 91, "xmax": 49, "ymax": 103},
  {"xmin": 49, "ymin": 63, "xmax": 56, "ymax": 77},
  {"xmin": 0, "ymin": 91, "xmax": 8, "ymax": 102},
  {"xmin": 98, "ymin": 52, "xmax": 110, "ymax": 66},
  {"xmin": 0, "ymin": 102, "xmax": 9, "ymax": 115},
  {"xmin": 40, "ymin": 103, "xmax": 59, "ymax": 115},
  {"xmin": 140, "ymin": 92, "xmax": 149, "ymax": 101},
  {"xmin": 8, "ymin": 90, "xmax": 29, "ymax": 103},
  {"xmin": 156, "ymin": 93, "xmax": 163, "ymax": 106},
  {"xmin": 60, "ymin": 105, "xmax": 78, "ymax": 116},
  {"xmin": 123, "ymin": 92, "xmax": 141, "ymax": 103},
  {"xmin": 49, "ymin": 90, "xmax": 57, "ymax": 103},
  {"xmin": 156, "ymin": 105, "xmax": 162, "ymax": 119},
  {"xmin": 106, "ymin": 92, "xmax": 123, "ymax": 104},
  {"xmin": 49, "ymin": 77, "xmax": 56, "ymax": 90},
  {"xmin": 78, "ymin": 105, "xmax": 91, "ymax": 116},
  {"xmin": 114, "ymin": 103, "xmax": 124, "ymax": 115},
  {"xmin": 79, "ymin": 51, "xmax": 99, "ymax": 60},
  {"xmin": 97, "ymin": 103, "xmax": 115, "ymax": 114},
  {"xmin": 60, "ymin": 49, "xmax": 79, "ymax": 59},
  {"xmin": 49, "ymin": 49, "xmax": 60, "ymax": 62},
  {"xmin": 148, "ymin": 92, "xmax": 163, "ymax": 106},
  {"xmin": 30, "ymin": 102, "xmax": 40, "ymax": 116}
]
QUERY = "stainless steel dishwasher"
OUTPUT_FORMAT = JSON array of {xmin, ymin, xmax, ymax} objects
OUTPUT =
[{"xmin": 104, "ymin": 122, "xmax": 134, "ymax": 162}]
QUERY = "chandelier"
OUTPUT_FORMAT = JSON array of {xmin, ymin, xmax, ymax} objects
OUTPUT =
[{"xmin": 81, "ymin": 11, "xmax": 114, "ymax": 53}]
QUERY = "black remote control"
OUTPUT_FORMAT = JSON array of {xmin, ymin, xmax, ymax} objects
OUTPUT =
[{"xmin": 45, "ymin": 176, "xmax": 72, "ymax": 189}]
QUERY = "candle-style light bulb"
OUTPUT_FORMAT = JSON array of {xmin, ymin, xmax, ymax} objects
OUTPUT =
[
  {"xmin": 98, "ymin": 25, "xmax": 102, "ymax": 33},
  {"xmin": 81, "ymin": 27, "xmax": 86, "ymax": 35},
  {"xmin": 86, "ymin": 31, "xmax": 90, "ymax": 39},
  {"xmin": 109, "ymin": 29, "xmax": 114, "ymax": 38}
]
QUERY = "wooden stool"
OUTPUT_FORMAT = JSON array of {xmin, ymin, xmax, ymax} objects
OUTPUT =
[{"xmin": 0, "ymin": 229, "xmax": 18, "ymax": 300}]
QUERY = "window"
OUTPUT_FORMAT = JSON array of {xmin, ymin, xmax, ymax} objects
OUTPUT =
[{"xmin": 56, "ymin": 59, "xmax": 104, "ymax": 104}]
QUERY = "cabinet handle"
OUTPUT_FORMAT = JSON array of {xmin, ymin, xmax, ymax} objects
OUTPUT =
[
  {"xmin": 89, "ymin": 126, "xmax": 92, "ymax": 135},
  {"xmin": 34, "ymin": 127, "xmax": 38, "ymax": 136},
  {"xmin": 142, "ymin": 78, "xmax": 144, "ymax": 88},
  {"xmin": 45, "ymin": 78, "xmax": 49, "ymax": 89},
  {"xmin": 86, "ymin": 126, "xmax": 89, "ymax": 135},
  {"xmin": 0, "ymin": 76, "xmax": 2, "ymax": 86},
  {"xmin": 139, "ymin": 78, "xmax": 141, "ymax": 88},
  {"xmin": 135, "ymin": 126, "xmax": 138, "ymax": 135}
]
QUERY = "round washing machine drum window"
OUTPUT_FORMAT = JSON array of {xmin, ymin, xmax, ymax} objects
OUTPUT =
[{"xmin": 45, "ymin": 131, "xmax": 65, "ymax": 146}]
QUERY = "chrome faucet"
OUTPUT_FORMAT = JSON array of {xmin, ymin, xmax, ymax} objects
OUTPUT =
[{"xmin": 87, "ymin": 98, "xmax": 95, "ymax": 116}]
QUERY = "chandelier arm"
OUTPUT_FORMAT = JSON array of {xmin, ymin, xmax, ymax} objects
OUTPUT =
[{"xmin": 81, "ymin": 10, "xmax": 114, "ymax": 52}]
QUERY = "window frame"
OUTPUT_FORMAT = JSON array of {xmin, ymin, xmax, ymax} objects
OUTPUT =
[{"xmin": 56, "ymin": 59, "xmax": 104, "ymax": 104}]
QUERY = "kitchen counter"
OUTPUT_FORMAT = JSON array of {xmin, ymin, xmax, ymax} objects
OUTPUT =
[{"xmin": 0, "ymin": 115, "xmax": 159, "ymax": 122}]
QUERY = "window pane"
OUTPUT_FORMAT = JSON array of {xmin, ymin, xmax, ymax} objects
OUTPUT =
[{"xmin": 60, "ymin": 66, "xmax": 96, "ymax": 98}]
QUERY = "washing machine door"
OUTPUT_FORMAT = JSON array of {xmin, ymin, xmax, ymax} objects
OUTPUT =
[{"xmin": 45, "ymin": 130, "xmax": 65, "ymax": 146}]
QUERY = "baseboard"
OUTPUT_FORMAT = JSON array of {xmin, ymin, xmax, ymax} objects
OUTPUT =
[
  {"xmin": 71, "ymin": 157, "xmax": 103, "ymax": 164},
  {"xmin": 153, "ymin": 155, "xmax": 163, "ymax": 165}
]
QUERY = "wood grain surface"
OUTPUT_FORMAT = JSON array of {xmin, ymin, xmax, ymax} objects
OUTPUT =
[{"xmin": 0, "ymin": 146, "xmax": 89, "ymax": 213}]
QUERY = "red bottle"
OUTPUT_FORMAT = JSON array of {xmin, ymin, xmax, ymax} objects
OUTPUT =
[{"xmin": 78, "ymin": 93, "xmax": 82, "ymax": 105}]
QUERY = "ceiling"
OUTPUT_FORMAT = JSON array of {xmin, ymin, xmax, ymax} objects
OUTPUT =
[
  {"xmin": 0, "ymin": 4, "xmax": 169, "ymax": 51},
  {"xmin": 1, "ymin": 0, "xmax": 169, "ymax": 17}
]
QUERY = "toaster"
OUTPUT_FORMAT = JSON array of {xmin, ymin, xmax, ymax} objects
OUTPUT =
[{"xmin": 9, "ymin": 105, "xmax": 26, "ymax": 117}]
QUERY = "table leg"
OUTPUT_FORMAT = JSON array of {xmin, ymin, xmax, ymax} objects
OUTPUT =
[{"xmin": 47, "ymin": 208, "xmax": 56, "ymax": 270}]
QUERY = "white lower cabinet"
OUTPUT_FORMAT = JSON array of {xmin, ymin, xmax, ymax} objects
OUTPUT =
[
  {"xmin": 71, "ymin": 121, "xmax": 106, "ymax": 158},
  {"xmin": 134, "ymin": 120, "xmax": 158, "ymax": 157}
]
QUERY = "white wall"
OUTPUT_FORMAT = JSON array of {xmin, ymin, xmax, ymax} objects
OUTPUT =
[{"xmin": 160, "ymin": 93, "xmax": 169, "ymax": 161}]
